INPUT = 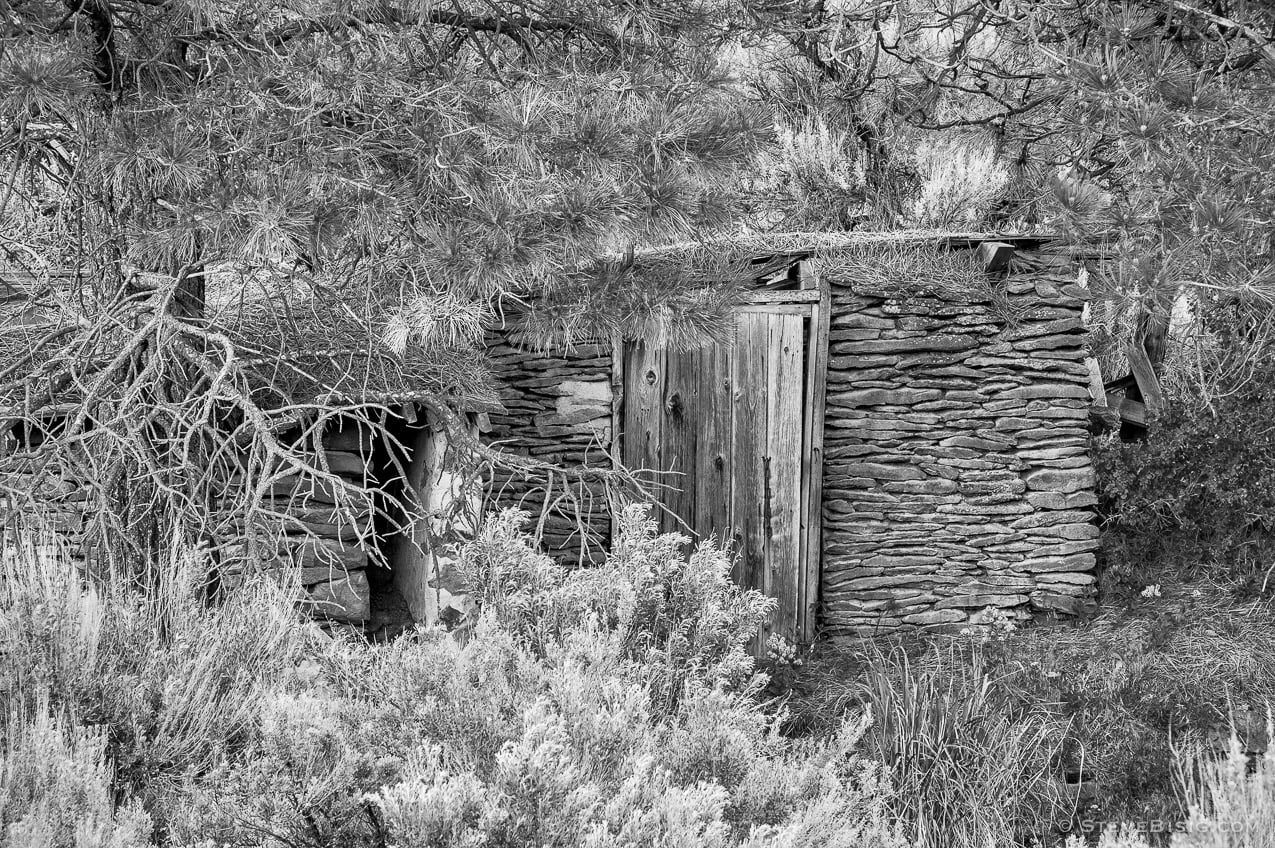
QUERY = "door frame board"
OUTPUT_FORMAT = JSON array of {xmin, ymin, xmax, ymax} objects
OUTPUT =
[{"xmin": 797, "ymin": 261, "xmax": 830, "ymax": 645}]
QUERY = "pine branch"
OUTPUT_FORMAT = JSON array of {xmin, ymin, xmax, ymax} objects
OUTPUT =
[
  {"xmin": 62, "ymin": 0, "xmax": 121, "ymax": 91},
  {"xmin": 178, "ymin": 4, "xmax": 615, "ymax": 53},
  {"xmin": 1163, "ymin": 0, "xmax": 1275, "ymax": 72}
]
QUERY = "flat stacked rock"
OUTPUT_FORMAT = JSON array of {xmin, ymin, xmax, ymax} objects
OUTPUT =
[
  {"xmin": 0, "ymin": 467, "xmax": 93, "ymax": 564},
  {"xmin": 216, "ymin": 424, "xmax": 377, "ymax": 623},
  {"xmin": 484, "ymin": 326, "xmax": 614, "ymax": 564},
  {"xmin": 819, "ymin": 254, "xmax": 1098, "ymax": 636}
]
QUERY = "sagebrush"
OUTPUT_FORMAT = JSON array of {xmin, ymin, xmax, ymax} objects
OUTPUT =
[{"xmin": 0, "ymin": 507, "xmax": 902, "ymax": 848}]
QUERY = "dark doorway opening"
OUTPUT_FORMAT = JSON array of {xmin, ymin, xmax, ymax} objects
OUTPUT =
[{"xmin": 319, "ymin": 411, "xmax": 431, "ymax": 641}]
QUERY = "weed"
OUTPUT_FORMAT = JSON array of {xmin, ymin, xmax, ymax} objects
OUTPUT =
[{"xmin": 857, "ymin": 644, "xmax": 1066, "ymax": 848}]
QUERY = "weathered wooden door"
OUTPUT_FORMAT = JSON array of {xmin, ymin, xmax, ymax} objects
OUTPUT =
[{"xmin": 620, "ymin": 286, "xmax": 828, "ymax": 644}]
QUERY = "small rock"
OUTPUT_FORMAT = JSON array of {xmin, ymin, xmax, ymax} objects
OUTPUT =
[
  {"xmin": 1023, "ymin": 467, "xmax": 1095, "ymax": 494},
  {"xmin": 306, "ymin": 571, "xmax": 371, "ymax": 622}
]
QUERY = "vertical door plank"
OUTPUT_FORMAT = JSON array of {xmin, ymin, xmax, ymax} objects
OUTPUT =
[
  {"xmin": 693, "ymin": 343, "xmax": 734, "ymax": 549},
  {"xmin": 765, "ymin": 314, "xmax": 805, "ymax": 643},
  {"xmin": 660, "ymin": 342, "xmax": 702, "ymax": 537},
  {"xmin": 621, "ymin": 340, "xmax": 665, "ymax": 504},
  {"xmin": 800, "ymin": 276, "xmax": 831, "ymax": 643},
  {"xmin": 730, "ymin": 313, "xmax": 768, "ymax": 596}
]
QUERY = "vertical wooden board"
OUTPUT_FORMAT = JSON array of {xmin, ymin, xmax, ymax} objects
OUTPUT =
[
  {"xmin": 729, "ymin": 313, "xmax": 768, "ymax": 596},
  {"xmin": 609, "ymin": 336, "xmax": 624, "ymax": 545},
  {"xmin": 1127, "ymin": 344, "xmax": 1165, "ymax": 412},
  {"xmin": 659, "ymin": 345, "xmax": 703, "ymax": 537},
  {"xmin": 693, "ymin": 342, "xmax": 734, "ymax": 551},
  {"xmin": 800, "ymin": 277, "xmax": 831, "ymax": 643},
  {"xmin": 764, "ymin": 314, "xmax": 805, "ymax": 643},
  {"xmin": 621, "ymin": 340, "xmax": 665, "ymax": 489}
]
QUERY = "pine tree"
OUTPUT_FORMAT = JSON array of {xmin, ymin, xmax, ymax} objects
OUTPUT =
[
  {"xmin": 746, "ymin": 0, "xmax": 1275, "ymax": 403},
  {"xmin": 0, "ymin": 0, "xmax": 765, "ymax": 557},
  {"xmin": 1050, "ymin": 2, "xmax": 1275, "ymax": 408},
  {"xmin": 3, "ymin": 0, "xmax": 1273, "ymax": 557}
]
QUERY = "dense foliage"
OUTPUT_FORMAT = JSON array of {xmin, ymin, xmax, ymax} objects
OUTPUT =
[
  {"xmin": 8, "ymin": 510, "xmax": 1275, "ymax": 847},
  {"xmin": 4, "ymin": 0, "xmax": 1274, "ymax": 383},
  {"xmin": 3, "ymin": 0, "xmax": 1274, "ymax": 556},
  {"xmin": 5, "ymin": 4, "xmax": 1275, "ymax": 844},
  {"xmin": 1096, "ymin": 347, "xmax": 1275, "ymax": 594},
  {"xmin": 0, "ymin": 508, "xmax": 904, "ymax": 848}
]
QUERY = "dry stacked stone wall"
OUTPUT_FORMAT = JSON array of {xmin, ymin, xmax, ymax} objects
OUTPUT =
[
  {"xmin": 0, "ymin": 441, "xmax": 93, "ymax": 566},
  {"xmin": 215, "ymin": 418, "xmax": 478, "ymax": 633},
  {"xmin": 217, "ymin": 424, "xmax": 378, "ymax": 625},
  {"xmin": 818, "ymin": 249, "xmax": 1099, "ymax": 635},
  {"xmin": 0, "ymin": 424, "xmax": 377, "ymax": 625},
  {"xmin": 485, "ymin": 322, "xmax": 615, "ymax": 564}
]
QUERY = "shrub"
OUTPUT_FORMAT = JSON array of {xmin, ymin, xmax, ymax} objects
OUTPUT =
[
  {"xmin": 0, "ymin": 535, "xmax": 305, "ymax": 833},
  {"xmin": 0, "ymin": 700, "xmax": 153, "ymax": 848},
  {"xmin": 857, "ymin": 645, "xmax": 1066, "ymax": 848},
  {"xmin": 359, "ymin": 508, "xmax": 899, "ymax": 847},
  {"xmin": 0, "ymin": 538, "xmax": 104, "ymax": 717},
  {"xmin": 457, "ymin": 505, "xmax": 775, "ymax": 713},
  {"xmin": 1174, "ymin": 732, "xmax": 1275, "ymax": 846},
  {"xmin": 0, "ymin": 508, "xmax": 907, "ymax": 848},
  {"xmin": 1062, "ymin": 732, "xmax": 1275, "ymax": 847},
  {"xmin": 1095, "ymin": 355, "xmax": 1275, "ymax": 596},
  {"xmin": 608, "ymin": 505, "xmax": 775, "ymax": 713}
]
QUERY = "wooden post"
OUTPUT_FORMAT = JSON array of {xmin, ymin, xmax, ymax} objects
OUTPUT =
[
  {"xmin": 391, "ymin": 411, "xmax": 480, "ymax": 626},
  {"xmin": 391, "ymin": 420, "xmax": 440, "ymax": 625},
  {"xmin": 798, "ymin": 259, "xmax": 829, "ymax": 645},
  {"xmin": 979, "ymin": 241, "xmax": 1016, "ymax": 272},
  {"xmin": 609, "ymin": 333, "xmax": 625, "ymax": 545},
  {"xmin": 1127, "ymin": 344, "xmax": 1165, "ymax": 414},
  {"xmin": 1085, "ymin": 357, "xmax": 1106, "ymax": 405}
]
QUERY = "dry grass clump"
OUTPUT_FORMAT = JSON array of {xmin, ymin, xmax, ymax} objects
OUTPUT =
[
  {"xmin": 0, "ymin": 529, "xmax": 308, "ymax": 828},
  {"xmin": 813, "ymin": 239, "xmax": 990, "ymax": 300},
  {"xmin": 852, "ymin": 643, "xmax": 1068, "ymax": 848},
  {"xmin": 631, "ymin": 229, "xmax": 1010, "ymax": 276},
  {"xmin": 909, "ymin": 134, "xmax": 1010, "ymax": 228},
  {"xmin": 1062, "ymin": 736, "xmax": 1275, "ymax": 847},
  {"xmin": 0, "ymin": 702, "xmax": 153, "ymax": 848},
  {"xmin": 787, "ymin": 577, "xmax": 1275, "ymax": 839},
  {"xmin": 1174, "ymin": 734, "xmax": 1275, "ymax": 846}
]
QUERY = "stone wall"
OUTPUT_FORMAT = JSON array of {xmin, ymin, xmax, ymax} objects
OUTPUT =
[
  {"xmin": 217, "ymin": 424, "xmax": 378, "ymax": 625},
  {"xmin": 817, "ymin": 247, "xmax": 1099, "ymax": 635},
  {"xmin": 2, "ymin": 412, "xmax": 478, "ymax": 636},
  {"xmin": 484, "ymin": 322, "xmax": 615, "ymax": 564},
  {"xmin": 218, "ymin": 416, "xmax": 476, "ymax": 633},
  {"xmin": 0, "ymin": 444, "xmax": 93, "ymax": 566}
]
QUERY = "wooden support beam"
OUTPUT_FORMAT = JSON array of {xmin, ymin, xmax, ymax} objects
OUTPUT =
[
  {"xmin": 743, "ymin": 288, "xmax": 821, "ymax": 304},
  {"xmin": 735, "ymin": 303, "xmax": 813, "ymax": 316},
  {"xmin": 1127, "ymin": 345, "xmax": 1165, "ymax": 413},
  {"xmin": 798, "ymin": 259, "xmax": 829, "ymax": 646},
  {"xmin": 1085, "ymin": 357, "xmax": 1106, "ymax": 404},
  {"xmin": 609, "ymin": 333, "xmax": 625, "ymax": 547},
  {"xmin": 1105, "ymin": 393, "xmax": 1148, "ymax": 427},
  {"xmin": 1103, "ymin": 373, "xmax": 1138, "ymax": 393},
  {"xmin": 979, "ymin": 241, "xmax": 1016, "ymax": 272}
]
